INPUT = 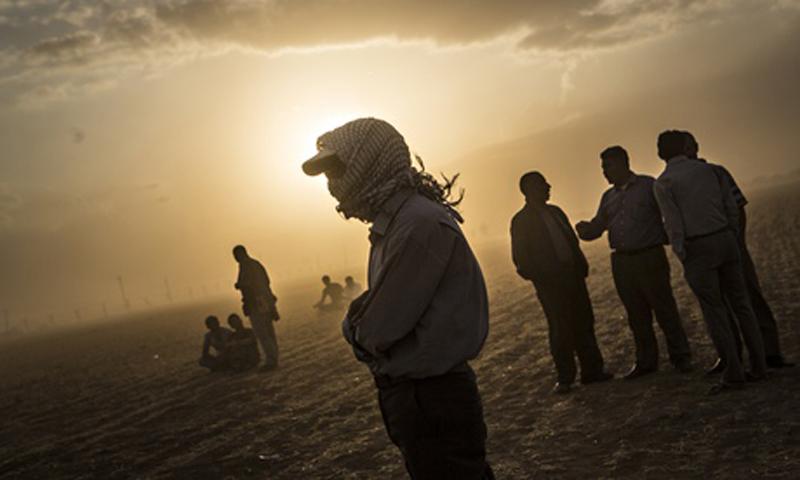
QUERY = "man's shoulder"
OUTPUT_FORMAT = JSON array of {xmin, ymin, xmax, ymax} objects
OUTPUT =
[
  {"xmin": 634, "ymin": 173, "xmax": 656, "ymax": 184},
  {"xmin": 397, "ymin": 193, "xmax": 460, "ymax": 233}
]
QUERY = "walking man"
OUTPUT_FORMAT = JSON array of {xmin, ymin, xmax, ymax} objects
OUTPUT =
[
  {"xmin": 653, "ymin": 130, "xmax": 767, "ymax": 395},
  {"xmin": 302, "ymin": 117, "xmax": 494, "ymax": 479},
  {"xmin": 511, "ymin": 171, "xmax": 613, "ymax": 394},
  {"xmin": 576, "ymin": 146, "xmax": 692, "ymax": 378},
  {"xmin": 233, "ymin": 245, "xmax": 280, "ymax": 370},
  {"xmin": 682, "ymin": 131, "xmax": 793, "ymax": 372}
]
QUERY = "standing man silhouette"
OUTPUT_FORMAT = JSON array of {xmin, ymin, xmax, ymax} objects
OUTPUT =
[
  {"xmin": 511, "ymin": 171, "xmax": 613, "ymax": 394},
  {"xmin": 653, "ymin": 130, "xmax": 767, "ymax": 395},
  {"xmin": 302, "ymin": 117, "xmax": 494, "ymax": 480},
  {"xmin": 233, "ymin": 245, "xmax": 280, "ymax": 370},
  {"xmin": 576, "ymin": 146, "xmax": 692, "ymax": 379},
  {"xmin": 682, "ymin": 131, "xmax": 793, "ymax": 372}
]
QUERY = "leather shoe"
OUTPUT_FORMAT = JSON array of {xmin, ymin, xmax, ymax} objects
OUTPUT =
[
  {"xmin": 707, "ymin": 382, "xmax": 745, "ymax": 396},
  {"xmin": 552, "ymin": 382, "xmax": 572, "ymax": 395},
  {"xmin": 624, "ymin": 364, "xmax": 657, "ymax": 380},
  {"xmin": 766, "ymin": 356, "xmax": 795, "ymax": 368},
  {"xmin": 705, "ymin": 358, "xmax": 725, "ymax": 376},
  {"xmin": 581, "ymin": 371, "xmax": 614, "ymax": 385}
]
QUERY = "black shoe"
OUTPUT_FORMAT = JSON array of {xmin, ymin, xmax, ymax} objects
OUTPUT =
[
  {"xmin": 766, "ymin": 356, "xmax": 795, "ymax": 368},
  {"xmin": 624, "ymin": 364, "xmax": 657, "ymax": 380},
  {"xmin": 581, "ymin": 371, "xmax": 614, "ymax": 385},
  {"xmin": 552, "ymin": 382, "xmax": 572, "ymax": 395},
  {"xmin": 745, "ymin": 371, "xmax": 769, "ymax": 382},
  {"xmin": 705, "ymin": 358, "xmax": 725, "ymax": 376},
  {"xmin": 674, "ymin": 359, "xmax": 694, "ymax": 374},
  {"xmin": 707, "ymin": 382, "xmax": 745, "ymax": 396}
]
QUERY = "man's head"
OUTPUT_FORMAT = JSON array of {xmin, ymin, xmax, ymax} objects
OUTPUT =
[
  {"xmin": 657, "ymin": 130, "xmax": 688, "ymax": 161},
  {"xmin": 682, "ymin": 131, "xmax": 699, "ymax": 159},
  {"xmin": 205, "ymin": 315, "xmax": 220, "ymax": 331},
  {"xmin": 232, "ymin": 245, "xmax": 248, "ymax": 263},
  {"xmin": 322, "ymin": 275, "xmax": 331, "ymax": 285},
  {"xmin": 227, "ymin": 313, "xmax": 244, "ymax": 331},
  {"xmin": 345, "ymin": 276, "xmax": 354, "ymax": 286},
  {"xmin": 600, "ymin": 146, "xmax": 631, "ymax": 186},
  {"xmin": 519, "ymin": 171, "xmax": 550, "ymax": 205},
  {"xmin": 301, "ymin": 118, "xmax": 414, "ymax": 222}
]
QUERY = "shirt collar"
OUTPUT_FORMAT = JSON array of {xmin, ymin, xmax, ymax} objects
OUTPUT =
[
  {"xmin": 369, "ymin": 188, "xmax": 414, "ymax": 236},
  {"xmin": 615, "ymin": 172, "xmax": 638, "ymax": 191},
  {"xmin": 667, "ymin": 154, "xmax": 690, "ymax": 165}
]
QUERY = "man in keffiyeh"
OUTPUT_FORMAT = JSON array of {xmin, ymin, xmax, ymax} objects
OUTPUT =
[{"xmin": 303, "ymin": 118, "xmax": 494, "ymax": 479}]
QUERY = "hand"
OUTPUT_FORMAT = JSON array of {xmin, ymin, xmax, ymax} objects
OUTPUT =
[{"xmin": 575, "ymin": 221, "xmax": 591, "ymax": 239}]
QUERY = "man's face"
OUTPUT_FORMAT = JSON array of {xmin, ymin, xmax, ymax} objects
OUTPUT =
[
  {"xmin": 526, "ymin": 176, "xmax": 551, "ymax": 203},
  {"xmin": 601, "ymin": 158, "xmax": 629, "ymax": 185}
]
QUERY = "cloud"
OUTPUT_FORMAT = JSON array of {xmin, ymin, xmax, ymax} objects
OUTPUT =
[{"xmin": 0, "ymin": 0, "xmax": 798, "ymax": 107}]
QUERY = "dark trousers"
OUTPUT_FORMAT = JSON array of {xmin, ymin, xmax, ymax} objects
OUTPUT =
[
  {"xmin": 682, "ymin": 230, "xmax": 767, "ymax": 384},
  {"xmin": 723, "ymin": 242, "xmax": 784, "ymax": 359},
  {"xmin": 611, "ymin": 246, "xmax": 691, "ymax": 369},
  {"xmin": 376, "ymin": 366, "xmax": 494, "ymax": 480},
  {"xmin": 249, "ymin": 312, "xmax": 279, "ymax": 367},
  {"xmin": 535, "ymin": 273, "xmax": 606, "ymax": 384}
]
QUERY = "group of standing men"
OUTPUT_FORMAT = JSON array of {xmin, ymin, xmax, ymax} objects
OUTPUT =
[
  {"xmin": 294, "ymin": 118, "xmax": 791, "ymax": 479},
  {"xmin": 511, "ymin": 130, "xmax": 791, "ymax": 396}
]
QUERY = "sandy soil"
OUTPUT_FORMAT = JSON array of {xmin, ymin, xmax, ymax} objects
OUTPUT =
[{"xmin": 1, "ymin": 184, "xmax": 799, "ymax": 479}]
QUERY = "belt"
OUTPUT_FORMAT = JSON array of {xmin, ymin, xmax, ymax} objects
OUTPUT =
[
  {"xmin": 373, "ymin": 362, "xmax": 471, "ymax": 389},
  {"xmin": 686, "ymin": 226, "xmax": 730, "ymax": 242},
  {"xmin": 612, "ymin": 244, "xmax": 663, "ymax": 256}
]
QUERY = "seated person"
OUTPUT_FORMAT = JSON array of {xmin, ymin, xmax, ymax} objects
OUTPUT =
[
  {"xmin": 343, "ymin": 276, "xmax": 363, "ymax": 301},
  {"xmin": 226, "ymin": 313, "xmax": 261, "ymax": 372},
  {"xmin": 199, "ymin": 315, "xmax": 233, "ymax": 372},
  {"xmin": 313, "ymin": 275, "xmax": 345, "ymax": 311}
]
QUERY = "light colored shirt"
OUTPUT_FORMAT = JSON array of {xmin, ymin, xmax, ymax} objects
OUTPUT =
[
  {"xmin": 540, "ymin": 206, "xmax": 575, "ymax": 264},
  {"xmin": 342, "ymin": 189, "xmax": 489, "ymax": 379},
  {"xmin": 653, "ymin": 155, "xmax": 739, "ymax": 260},
  {"xmin": 581, "ymin": 173, "xmax": 668, "ymax": 252}
]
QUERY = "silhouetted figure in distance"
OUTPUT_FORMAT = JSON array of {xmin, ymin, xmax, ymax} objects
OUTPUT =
[
  {"xmin": 682, "ymin": 131, "xmax": 793, "ymax": 372},
  {"xmin": 226, "ymin": 313, "xmax": 261, "ymax": 372},
  {"xmin": 511, "ymin": 171, "xmax": 613, "ymax": 394},
  {"xmin": 344, "ymin": 275, "xmax": 362, "ymax": 300},
  {"xmin": 652, "ymin": 130, "xmax": 767, "ymax": 395},
  {"xmin": 233, "ymin": 245, "xmax": 280, "ymax": 370},
  {"xmin": 576, "ymin": 146, "xmax": 692, "ymax": 379},
  {"xmin": 314, "ymin": 275, "xmax": 345, "ymax": 311},
  {"xmin": 199, "ymin": 315, "xmax": 232, "ymax": 372},
  {"xmin": 303, "ymin": 117, "xmax": 494, "ymax": 479}
]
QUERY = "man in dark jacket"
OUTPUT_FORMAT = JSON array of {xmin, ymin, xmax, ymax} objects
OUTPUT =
[
  {"xmin": 303, "ymin": 117, "xmax": 494, "ymax": 480},
  {"xmin": 511, "ymin": 171, "xmax": 612, "ymax": 394},
  {"xmin": 233, "ymin": 245, "xmax": 279, "ymax": 370}
]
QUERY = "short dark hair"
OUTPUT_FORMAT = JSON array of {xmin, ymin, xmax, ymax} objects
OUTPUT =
[
  {"xmin": 519, "ymin": 171, "xmax": 545, "ymax": 195},
  {"xmin": 322, "ymin": 275, "xmax": 330, "ymax": 283},
  {"xmin": 682, "ymin": 131, "xmax": 699, "ymax": 158},
  {"xmin": 600, "ymin": 145, "xmax": 629, "ymax": 167},
  {"xmin": 657, "ymin": 130, "xmax": 687, "ymax": 160},
  {"xmin": 232, "ymin": 245, "xmax": 246, "ymax": 256},
  {"xmin": 227, "ymin": 313, "xmax": 243, "ymax": 328},
  {"xmin": 205, "ymin": 315, "xmax": 220, "ymax": 329}
]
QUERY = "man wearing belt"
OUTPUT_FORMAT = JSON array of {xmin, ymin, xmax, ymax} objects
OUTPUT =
[
  {"xmin": 576, "ymin": 146, "xmax": 692, "ymax": 379},
  {"xmin": 511, "ymin": 171, "xmax": 613, "ymax": 394},
  {"xmin": 302, "ymin": 118, "xmax": 493, "ymax": 479},
  {"xmin": 682, "ymin": 131, "xmax": 793, "ymax": 372},
  {"xmin": 653, "ymin": 130, "xmax": 767, "ymax": 395}
]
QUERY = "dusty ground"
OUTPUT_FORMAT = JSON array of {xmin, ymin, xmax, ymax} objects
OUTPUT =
[{"xmin": 1, "ymin": 183, "xmax": 799, "ymax": 479}]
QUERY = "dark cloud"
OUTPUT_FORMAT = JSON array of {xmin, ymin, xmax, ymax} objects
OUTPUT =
[{"xmin": 0, "ymin": 0, "xmax": 798, "ymax": 106}]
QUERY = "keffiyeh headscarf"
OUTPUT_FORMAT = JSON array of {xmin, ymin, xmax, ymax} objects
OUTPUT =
[{"xmin": 317, "ymin": 117, "xmax": 463, "ymax": 223}]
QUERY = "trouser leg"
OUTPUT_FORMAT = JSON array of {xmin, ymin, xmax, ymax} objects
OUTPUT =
[
  {"xmin": 740, "ymin": 244, "xmax": 782, "ymax": 357},
  {"xmin": 644, "ymin": 248, "xmax": 691, "ymax": 365},
  {"xmin": 568, "ymin": 277, "xmax": 606, "ymax": 381},
  {"xmin": 718, "ymin": 254, "xmax": 767, "ymax": 376},
  {"xmin": 721, "ymin": 297, "xmax": 744, "ymax": 359},
  {"xmin": 377, "ymin": 368, "xmax": 493, "ymax": 480},
  {"xmin": 250, "ymin": 313, "xmax": 279, "ymax": 366},
  {"xmin": 683, "ymin": 238, "xmax": 745, "ymax": 385},
  {"xmin": 613, "ymin": 254, "xmax": 658, "ymax": 369},
  {"xmin": 537, "ymin": 286, "xmax": 577, "ymax": 385}
]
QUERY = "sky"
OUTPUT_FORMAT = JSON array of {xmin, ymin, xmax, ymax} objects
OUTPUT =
[{"xmin": 1, "ymin": 0, "xmax": 799, "ymax": 324}]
